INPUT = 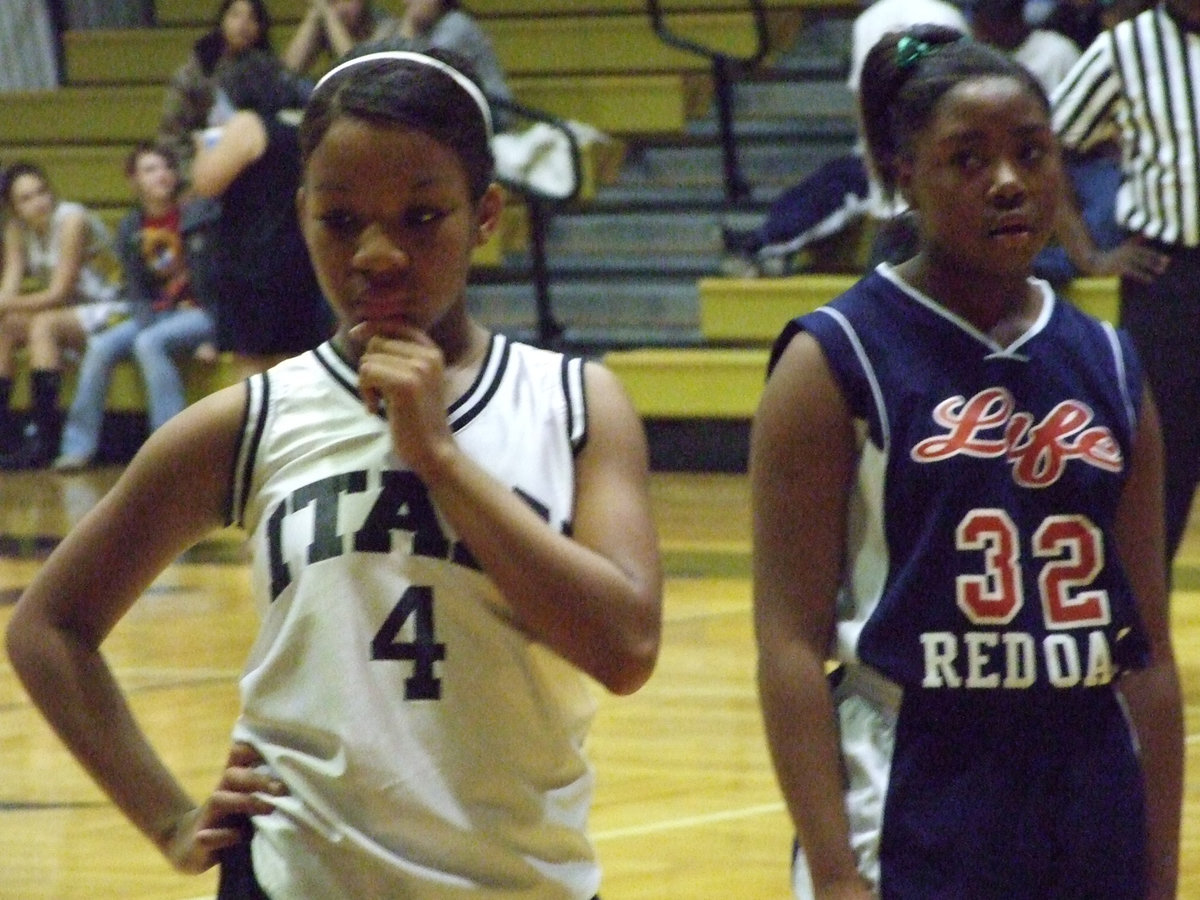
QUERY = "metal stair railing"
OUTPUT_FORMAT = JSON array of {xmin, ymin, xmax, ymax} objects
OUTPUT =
[
  {"xmin": 646, "ymin": 0, "xmax": 769, "ymax": 206},
  {"xmin": 487, "ymin": 96, "xmax": 583, "ymax": 347}
]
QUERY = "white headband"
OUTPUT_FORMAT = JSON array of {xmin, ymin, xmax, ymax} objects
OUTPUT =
[{"xmin": 314, "ymin": 50, "xmax": 494, "ymax": 138}]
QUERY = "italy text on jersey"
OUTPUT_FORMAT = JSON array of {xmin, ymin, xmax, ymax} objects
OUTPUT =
[{"xmin": 264, "ymin": 468, "xmax": 562, "ymax": 602}]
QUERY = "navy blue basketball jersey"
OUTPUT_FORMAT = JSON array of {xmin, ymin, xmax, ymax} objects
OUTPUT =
[
  {"xmin": 777, "ymin": 265, "xmax": 1150, "ymax": 693},
  {"xmin": 778, "ymin": 265, "xmax": 1152, "ymax": 898}
]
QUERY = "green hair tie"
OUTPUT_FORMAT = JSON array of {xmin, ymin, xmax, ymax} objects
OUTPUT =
[{"xmin": 896, "ymin": 36, "xmax": 935, "ymax": 70}]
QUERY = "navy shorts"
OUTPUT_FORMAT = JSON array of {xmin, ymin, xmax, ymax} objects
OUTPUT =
[
  {"xmin": 216, "ymin": 842, "xmax": 270, "ymax": 900},
  {"xmin": 878, "ymin": 687, "xmax": 1146, "ymax": 899}
]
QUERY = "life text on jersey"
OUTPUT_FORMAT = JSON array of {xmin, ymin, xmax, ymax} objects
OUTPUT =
[{"xmin": 909, "ymin": 386, "xmax": 1129, "ymax": 690}]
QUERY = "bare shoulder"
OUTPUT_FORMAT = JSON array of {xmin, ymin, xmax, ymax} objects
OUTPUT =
[{"xmin": 579, "ymin": 359, "xmax": 646, "ymax": 455}]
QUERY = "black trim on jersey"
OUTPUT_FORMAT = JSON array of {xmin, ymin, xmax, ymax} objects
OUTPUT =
[
  {"xmin": 232, "ymin": 375, "xmax": 270, "ymax": 528},
  {"xmin": 562, "ymin": 355, "xmax": 589, "ymax": 456},
  {"xmin": 313, "ymin": 340, "xmax": 361, "ymax": 405},
  {"xmin": 223, "ymin": 380, "xmax": 253, "ymax": 527},
  {"xmin": 449, "ymin": 333, "xmax": 508, "ymax": 432}
]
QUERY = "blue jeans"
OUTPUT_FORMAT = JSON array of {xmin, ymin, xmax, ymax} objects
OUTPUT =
[{"xmin": 59, "ymin": 305, "xmax": 216, "ymax": 460}]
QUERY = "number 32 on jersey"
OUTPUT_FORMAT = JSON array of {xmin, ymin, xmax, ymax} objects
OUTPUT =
[{"xmin": 920, "ymin": 508, "xmax": 1119, "ymax": 690}]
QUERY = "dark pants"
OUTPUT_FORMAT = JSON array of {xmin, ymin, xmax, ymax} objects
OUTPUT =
[
  {"xmin": 216, "ymin": 843, "xmax": 270, "ymax": 900},
  {"xmin": 1120, "ymin": 241, "xmax": 1200, "ymax": 570}
]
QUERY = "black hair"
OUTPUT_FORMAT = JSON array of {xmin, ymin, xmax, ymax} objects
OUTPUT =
[
  {"xmin": 971, "ymin": 0, "xmax": 1027, "ymax": 22},
  {"xmin": 298, "ymin": 44, "xmax": 495, "ymax": 201},
  {"xmin": 124, "ymin": 141, "xmax": 179, "ymax": 177},
  {"xmin": 1, "ymin": 160, "xmax": 51, "ymax": 209},
  {"xmin": 195, "ymin": 0, "xmax": 273, "ymax": 76},
  {"xmin": 859, "ymin": 25, "xmax": 1049, "ymax": 201},
  {"xmin": 218, "ymin": 49, "xmax": 312, "ymax": 117}
]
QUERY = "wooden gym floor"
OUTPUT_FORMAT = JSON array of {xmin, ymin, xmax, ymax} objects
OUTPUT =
[{"xmin": 1, "ymin": 467, "xmax": 1198, "ymax": 898}]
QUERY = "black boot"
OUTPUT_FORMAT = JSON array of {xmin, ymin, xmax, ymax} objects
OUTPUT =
[{"xmin": 0, "ymin": 370, "xmax": 60, "ymax": 471}]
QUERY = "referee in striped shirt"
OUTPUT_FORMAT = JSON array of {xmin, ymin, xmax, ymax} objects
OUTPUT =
[{"xmin": 1052, "ymin": 0, "xmax": 1200, "ymax": 572}]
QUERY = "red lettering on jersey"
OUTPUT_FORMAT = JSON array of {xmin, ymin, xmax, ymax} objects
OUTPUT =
[
  {"xmin": 911, "ymin": 389, "xmax": 1123, "ymax": 486},
  {"xmin": 910, "ymin": 388, "xmax": 1013, "ymax": 459}
]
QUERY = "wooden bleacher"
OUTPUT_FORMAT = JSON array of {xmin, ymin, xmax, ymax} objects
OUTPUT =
[
  {"xmin": 3, "ymin": 3, "xmax": 841, "ymax": 225},
  {"xmin": 604, "ymin": 276, "xmax": 1123, "ymax": 421},
  {"xmin": 0, "ymin": 0, "xmax": 861, "ymax": 433}
]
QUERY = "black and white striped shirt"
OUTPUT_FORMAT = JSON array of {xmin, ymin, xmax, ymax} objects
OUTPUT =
[{"xmin": 1052, "ymin": 5, "xmax": 1200, "ymax": 246}]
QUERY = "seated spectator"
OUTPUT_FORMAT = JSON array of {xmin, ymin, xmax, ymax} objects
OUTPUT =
[
  {"xmin": 54, "ymin": 143, "xmax": 218, "ymax": 472},
  {"xmin": 374, "ymin": 5, "xmax": 616, "ymax": 199},
  {"xmin": 722, "ymin": 153, "xmax": 872, "ymax": 277},
  {"xmin": 375, "ymin": 0, "xmax": 513, "ymax": 127},
  {"xmin": 970, "ymin": 0, "xmax": 1082, "ymax": 95},
  {"xmin": 0, "ymin": 162, "xmax": 124, "ymax": 469},
  {"xmin": 190, "ymin": 50, "xmax": 332, "ymax": 377},
  {"xmin": 721, "ymin": 0, "xmax": 970, "ymax": 275},
  {"xmin": 158, "ymin": 0, "xmax": 274, "ymax": 182},
  {"xmin": 283, "ymin": 0, "xmax": 398, "ymax": 76}
]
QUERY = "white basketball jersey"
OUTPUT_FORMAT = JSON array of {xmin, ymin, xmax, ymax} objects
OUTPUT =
[{"xmin": 227, "ymin": 335, "xmax": 600, "ymax": 898}]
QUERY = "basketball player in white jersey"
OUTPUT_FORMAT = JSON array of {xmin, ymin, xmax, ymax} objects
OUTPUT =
[{"xmin": 7, "ymin": 47, "xmax": 662, "ymax": 899}]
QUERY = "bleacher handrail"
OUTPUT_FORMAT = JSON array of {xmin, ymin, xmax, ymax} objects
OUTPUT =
[
  {"xmin": 645, "ymin": 0, "xmax": 769, "ymax": 67},
  {"xmin": 484, "ymin": 96, "xmax": 585, "ymax": 345},
  {"xmin": 644, "ymin": 0, "xmax": 769, "ymax": 205}
]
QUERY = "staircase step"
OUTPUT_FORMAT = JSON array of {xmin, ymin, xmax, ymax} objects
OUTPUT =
[
  {"xmin": 730, "ymin": 78, "xmax": 857, "ymax": 121},
  {"xmin": 604, "ymin": 347, "xmax": 769, "ymax": 418},
  {"xmin": 584, "ymin": 185, "xmax": 776, "ymax": 212},
  {"xmin": 468, "ymin": 277, "xmax": 703, "ymax": 342},
  {"xmin": 489, "ymin": 254, "xmax": 724, "ymax": 279},
  {"xmin": 615, "ymin": 140, "xmax": 855, "ymax": 193},
  {"xmin": 546, "ymin": 211, "xmax": 724, "ymax": 256}
]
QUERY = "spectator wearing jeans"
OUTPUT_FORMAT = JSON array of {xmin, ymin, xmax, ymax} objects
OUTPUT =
[
  {"xmin": 0, "ymin": 161, "xmax": 124, "ymax": 469},
  {"xmin": 55, "ymin": 143, "xmax": 217, "ymax": 471}
]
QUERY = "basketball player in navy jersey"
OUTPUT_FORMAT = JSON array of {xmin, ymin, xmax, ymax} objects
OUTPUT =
[
  {"xmin": 7, "ymin": 47, "xmax": 662, "ymax": 898},
  {"xmin": 752, "ymin": 26, "xmax": 1182, "ymax": 899}
]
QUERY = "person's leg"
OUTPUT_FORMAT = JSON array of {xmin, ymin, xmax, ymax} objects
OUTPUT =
[
  {"xmin": 0, "ymin": 366, "xmax": 61, "ymax": 470},
  {"xmin": 0, "ymin": 309, "xmax": 88, "ymax": 469},
  {"xmin": 133, "ymin": 307, "xmax": 217, "ymax": 432},
  {"xmin": 0, "ymin": 312, "xmax": 32, "ymax": 450},
  {"xmin": 57, "ymin": 317, "xmax": 139, "ymax": 465},
  {"xmin": 26, "ymin": 306, "xmax": 88, "ymax": 372}
]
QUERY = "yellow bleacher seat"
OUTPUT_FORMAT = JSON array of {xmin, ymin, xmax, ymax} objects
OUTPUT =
[
  {"xmin": 698, "ymin": 274, "xmax": 1122, "ymax": 346},
  {"xmin": 152, "ymin": 0, "xmax": 858, "ymax": 27}
]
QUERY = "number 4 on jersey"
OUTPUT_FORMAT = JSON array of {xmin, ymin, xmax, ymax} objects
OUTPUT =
[{"xmin": 371, "ymin": 585, "xmax": 447, "ymax": 700}]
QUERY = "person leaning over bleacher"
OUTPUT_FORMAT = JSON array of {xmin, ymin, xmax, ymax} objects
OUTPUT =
[
  {"xmin": 158, "ymin": 0, "xmax": 275, "ymax": 183},
  {"xmin": 0, "ymin": 161, "xmax": 124, "ymax": 470},
  {"xmin": 52, "ymin": 142, "xmax": 218, "ymax": 473},
  {"xmin": 190, "ymin": 49, "xmax": 333, "ymax": 378}
]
